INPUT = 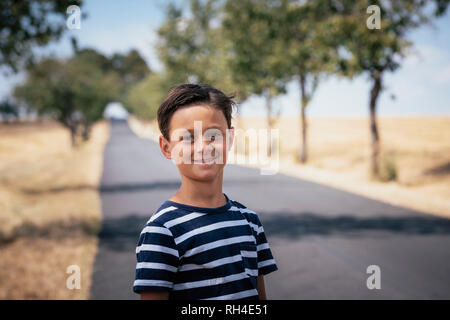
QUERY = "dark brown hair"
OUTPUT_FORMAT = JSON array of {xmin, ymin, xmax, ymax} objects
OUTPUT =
[{"xmin": 157, "ymin": 83, "xmax": 236, "ymax": 141}]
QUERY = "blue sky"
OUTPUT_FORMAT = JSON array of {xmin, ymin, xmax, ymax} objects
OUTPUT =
[{"xmin": 1, "ymin": 0, "xmax": 449, "ymax": 117}]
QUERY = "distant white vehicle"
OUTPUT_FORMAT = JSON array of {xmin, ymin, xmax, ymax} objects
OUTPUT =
[{"xmin": 103, "ymin": 102, "xmax": 129, "ymax": 120}]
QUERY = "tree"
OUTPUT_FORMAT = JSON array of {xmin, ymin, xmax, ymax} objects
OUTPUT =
[
  {"xmin": 275, "ymin": 0, "xmax": 337, "ymax": 163},
  {"xmin": 223, "ymin": 0, "xmax": 289, "ymax": 155},
  {"xmin": 328, "ymin": 0, "xmax": 449, "ymax": 177},
  {"xmin": 109, "ymin": 49, "xmax": 151, "ymax": 99},
  {"xmin": 14, "ymin": 51, "xmax": 120, "ymax": 146},
  {"xmin": 74, "ymin": 47, "xmax": 151, "ymax": 103},
  {"xmin": 68, "ymin": 53, "xmax": 121, "ymax": 140},
  {"xmin": 0, "ymin": 0, "xmax": 83, "ymax": 72},
  {"xmin": 157, "ymin": 0, "xmax": 232, "ymax": 87},
  {"xmin": 156, "ymin": 0, "xmax": 243, "ymax": 118},
  {"xmin": 156, "ymin": 1, "xmax": 202, "ymax": 85}
]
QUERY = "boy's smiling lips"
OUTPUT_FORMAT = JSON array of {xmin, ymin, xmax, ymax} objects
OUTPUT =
[{"xmin": 192, "ymin": 154, "xmax": 219, "ymax": 165}]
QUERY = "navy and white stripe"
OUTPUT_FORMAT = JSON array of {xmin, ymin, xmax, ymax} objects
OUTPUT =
[{"xmin": 133, "ymin": 193, "xmax": 278, "ymax": 300}]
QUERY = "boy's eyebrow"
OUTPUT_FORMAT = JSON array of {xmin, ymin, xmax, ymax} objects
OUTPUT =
[
  {"xmin": 184, "ymin": 126, "xmax": 224, "ymax": 133},
  {"xmin": 205, "ymin": 126, "xmax": 224, "ymax": 131}
]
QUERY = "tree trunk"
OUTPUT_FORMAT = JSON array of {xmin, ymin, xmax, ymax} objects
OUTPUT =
[
  {"xmin": 369, "ymin": 71, "xmax": 382, "ymax": 177},
  {"xmin": 298, "ymin": 74, "xmax": 308, "ymax": 163},
  {"xmin": 82, "ymin": 121, "xmax": 91, "ymax": 141},
  {"xmin": 70, "ymin": 123, "xmax": 78, "ymax": 147},
  {"xmin": 62, "ymin": 118, "xmax": 78, "ymax": 147}
]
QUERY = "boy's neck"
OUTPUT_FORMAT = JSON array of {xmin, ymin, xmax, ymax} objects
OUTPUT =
[{"xmin": 170, "ymin": 172, "xmax": 226, "ymax": 208}]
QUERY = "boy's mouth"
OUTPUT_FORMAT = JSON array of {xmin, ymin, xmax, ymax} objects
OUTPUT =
[{"xmin": 193, "ymin": 154, "xmax": 219, "ymax": 164}]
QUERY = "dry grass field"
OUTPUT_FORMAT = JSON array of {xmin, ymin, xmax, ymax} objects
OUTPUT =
[
  {"xmin": 130, "ymin": 115, "xmax": 450, "ymax": 218},
  {"xmin": 237, "ymin": 116, "xmax": 450, "ymax": 218},
  {"xmin": 0, "ymin": 120, "xmax": 109, "ymax": 299}
]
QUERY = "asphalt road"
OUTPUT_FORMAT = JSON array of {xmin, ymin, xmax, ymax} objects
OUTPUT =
[{"xmin": 90, "ymin": 119, "xmax": 450, "ymax": 299}]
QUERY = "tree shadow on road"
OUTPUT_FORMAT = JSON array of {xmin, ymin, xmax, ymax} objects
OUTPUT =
[
  {"xmin": 95, "ymin": 211, "xmax": 450, "ymax": 252},
  {"xmin": 96, "ymin": 214, "xmax": 148, "ymax": 252},
  {"xmin": 98, "ymin": 179, "xmax": 266, "ymax": 194},
  {"xmin": 99, "ymin": 181, "xmax": 181, "ymax": 193},
  {"xmin": 23, "ymin": 179, "xmax": 269, "ymax": 194},
  {"xmin": 258, "ymin": 211, "xmax": 450, "ymax": 240}
]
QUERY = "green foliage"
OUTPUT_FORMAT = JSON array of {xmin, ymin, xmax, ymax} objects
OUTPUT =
[
  {"xmin": 325, "ymin": 0, "xmax": 449, "ymax": 78},
  {"xmin": 109, "ymin": 49, "xmax": 151, "ymax": 98},
  {"xmin": 157, "ymin": 0, "xmax": 238, "ymax": 95},
  {"xmin": 75, "ymin": 48, "xmax": 151, "ymax": 102},
  {"xmin": 222, "ymin": 0, "xmax": 289, "ymax": 98},
  {"xmin": 69, "ymin": 54, "xmax": 121, "ymax": 124},
  {"xmin": 125, "ymin": 73, "xmax": 171, "ymax": 120},
  {"xmin": 129, "ymin": 0, "xmax": 241, "ymax": 121},
  {"xmin": 0, "ymin": 0, "xmax": 84, "ymax": 72}
]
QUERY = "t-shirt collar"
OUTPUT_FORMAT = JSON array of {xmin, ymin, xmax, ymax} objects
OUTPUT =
[{"xmin": 164, "ymin": 193, "xmax": 231, "ymax": 214}]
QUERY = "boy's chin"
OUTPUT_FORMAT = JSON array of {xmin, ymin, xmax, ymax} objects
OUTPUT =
[{"xmin": 180, "ymin": 165, "xmax": 222, "ymax": 182}]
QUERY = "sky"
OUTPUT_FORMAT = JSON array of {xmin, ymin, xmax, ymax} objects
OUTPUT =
[{"xmin": 1, "ymin": 0, "xmax": 449, "ymax": 118}]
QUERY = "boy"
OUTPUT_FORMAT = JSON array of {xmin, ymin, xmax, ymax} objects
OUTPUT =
[{"xmin": 133, "ymin": 83, "xmax": 278, "ymax": 300}]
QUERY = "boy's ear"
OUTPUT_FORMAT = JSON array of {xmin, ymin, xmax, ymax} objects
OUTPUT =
[{"xmin": 159, "ymin": 135, "xmax": 172, "ymax": 160}]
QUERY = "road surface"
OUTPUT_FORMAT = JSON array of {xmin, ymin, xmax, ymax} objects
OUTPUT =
[{"xmin": 90, "ymin": 119, "xmax": 450, "ymax": 299}]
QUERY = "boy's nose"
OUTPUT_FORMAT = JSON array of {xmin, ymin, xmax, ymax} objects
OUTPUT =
[
  {"xmin": 194, "ymin": 135, "xmax": 210, "ymax": 148},
  {"xmin": 193, "ymin": 137, "xmax": 213, "ymax": 157}
]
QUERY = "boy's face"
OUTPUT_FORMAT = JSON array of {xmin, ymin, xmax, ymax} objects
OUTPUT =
[{"xmin": 159, "ymin": 104, "xmax": 234, "ymax": 182}]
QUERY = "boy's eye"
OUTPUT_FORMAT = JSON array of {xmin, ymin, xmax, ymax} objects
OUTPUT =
[
  {"xmin": 180, "ymin": 132, "xmax": 221, "ymax": 142},
  {"xmin": 205, "ymin": 132, "xmax": 220, "ymax": 141}
]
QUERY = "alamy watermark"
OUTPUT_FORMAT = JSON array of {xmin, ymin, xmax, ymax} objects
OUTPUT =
[
  {"xmin": 168, "ymin": 121, "xmax": 279, "ymax": 175},
  {"xmin": 366, "ymin": 264, "xmax": 381, "ymax": 290},
  {"xmin": 366, "ymin": 5, "xmax": 381, "ymax": 30},
  {"xmin": 66, "ymin": 265, "xmax": 81, "ymax": 290},
  {"xmin": 66, "ymin": 5, "xmax": 81, "ymax": 30}
]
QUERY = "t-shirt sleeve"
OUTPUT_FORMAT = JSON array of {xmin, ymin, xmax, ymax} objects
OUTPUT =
[
  {"xmin": 133, "ymin": 222, "xmax": 179, "ymax": 294},
  {"xmin": 254, "ymin": 215, "xmax": 278, "ymax": 276}
]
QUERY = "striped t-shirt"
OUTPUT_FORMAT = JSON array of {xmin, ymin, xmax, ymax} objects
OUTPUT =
[{"xmin": 133, "ymin": 193, "xmax": 278, "ymax": 300}]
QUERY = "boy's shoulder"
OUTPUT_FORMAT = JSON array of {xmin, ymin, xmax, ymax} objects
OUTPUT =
[
  {"xmin": 144, "ymin": 200, "xmax": 186, "ymax": 226},
  {"xmin": 229, "ymin": 198, "xmax": 246, "ymax": 209},
  {"xmin": 228, "ymin": 198, "xmax": 262, "ymax": 225}
]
